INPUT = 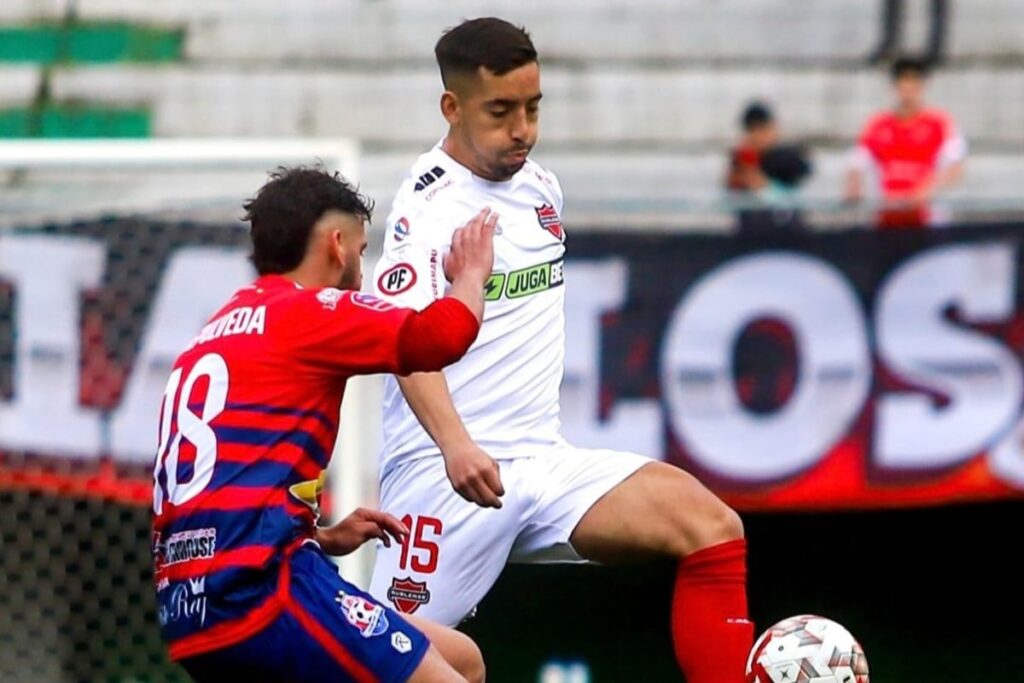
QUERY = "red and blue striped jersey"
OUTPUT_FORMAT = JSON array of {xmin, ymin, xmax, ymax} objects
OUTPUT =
[{"xmin": 151, "ymin": 274, "xmax": 472, "ymax": 660}]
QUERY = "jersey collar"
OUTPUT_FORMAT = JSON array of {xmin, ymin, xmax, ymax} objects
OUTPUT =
[
  {"xmin": 254, "ymin": 274, "xmax": 304, "ymax": 290},
  {"xmin": 435, "ymin": 138, "xmax": 522, "ymax": 186}
]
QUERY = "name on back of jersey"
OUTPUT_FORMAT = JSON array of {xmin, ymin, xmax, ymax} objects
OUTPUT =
[{"xmin": 188, "ymin": 305, "xmax": 266, "ymax": 350}]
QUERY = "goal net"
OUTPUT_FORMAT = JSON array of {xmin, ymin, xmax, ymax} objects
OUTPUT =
[{"xmin": 0, "ymin": 139, "xmax": 381, "ymax": 683}]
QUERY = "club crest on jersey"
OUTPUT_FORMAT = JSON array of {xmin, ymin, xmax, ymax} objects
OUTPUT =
[
  {"xmin": 336, "ymin": 590, "xmax": 389, "ymax": 638},
  {"xmin": 393, "ymin": 217, "xmax": 411, "ymax": 242},
  {"xmin": 535, "ymin": 204, "xmax": 564, "ymax": 241},
  {"xmin": 387, "ymin": 577, "xmax": 431, "ymax": 614},
  {"xmin": 378, "ymin": 263, "xmax": 418, "ymax": 295}
]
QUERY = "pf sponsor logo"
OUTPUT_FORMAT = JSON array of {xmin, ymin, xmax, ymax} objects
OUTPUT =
[
  {"xmin": 387, "ymin": 577, "xmax": 431, "ymax": 615},
  {"xmin": 535, "ymin": 204, "xmax": 564, "ymax": 241},
  {"xmin": 335, "ymin": 590, "xmax": 389, "ymax": 638},
  {"xmin": 378, "ymin": 263, "xmax": 417, "ymax": 295},
  {"xmin": 393, "ymin": 217, "xmax": 411, "ymax": 242}
]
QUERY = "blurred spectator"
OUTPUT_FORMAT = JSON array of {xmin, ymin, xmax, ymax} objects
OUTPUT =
[
  {"xmin": 845, "ymin": 56, "xmax": 966, "ymax": 229},
  {"xmin": 868, "ymin": 0, "xmax": 949, "ymax": 66},
  {"xmin": 725, "ymin": 101, "xmax": 812, "ymax": 233}
]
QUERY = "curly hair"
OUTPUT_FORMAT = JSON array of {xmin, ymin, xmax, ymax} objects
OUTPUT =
[{"xmin": 242, "ymin": 165, "xmax": 374, "ymax": 275}]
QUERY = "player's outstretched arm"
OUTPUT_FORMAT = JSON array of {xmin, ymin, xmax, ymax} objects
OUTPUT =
[
  {"xmin": 391, "ymin": 209, "xmax": 497, "ymax": 375},
  {"xmin": 379, "ymin": 207, "xmax": 504, "ymax": 508},
  {"xmin": 396, "ymin": 209, "xmax": 506, "ymax": 508}
]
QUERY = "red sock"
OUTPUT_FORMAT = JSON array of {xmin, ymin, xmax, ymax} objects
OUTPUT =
[{"xmin": 672, "ymin": 539, "xmax": 755, "ymax": 683}]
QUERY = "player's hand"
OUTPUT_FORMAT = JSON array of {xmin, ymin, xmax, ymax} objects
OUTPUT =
[
  {"xmin": 444, "ymin": 208, "xmax": 498, "ymax": 287},
  {"xmin": 443, "ymin": 442, "xmax": 505, "ymax": 509},
  {"xmin": 315, "ymin": 508, "xmax": 410, "ymax": 556}
]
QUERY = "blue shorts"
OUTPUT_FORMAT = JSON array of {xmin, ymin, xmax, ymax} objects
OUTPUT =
[{"xmin": 180, "ymin": 545, "xmax": 430, "ymax": 683}]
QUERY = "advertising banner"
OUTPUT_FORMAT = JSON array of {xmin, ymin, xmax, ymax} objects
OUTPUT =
[{"xmin": 3, "ymin": 220, "xmax": 1023, "ymax": 509}]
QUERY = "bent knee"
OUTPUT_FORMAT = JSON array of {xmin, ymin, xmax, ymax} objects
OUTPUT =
[
  {"xmin": 674, "ymin": 479, "xmax": 744, "ymax": 555},
  {"xmin": 676, "ymin": 498, "xmax": 744, "ymax": 556},
  {"xmin": 707, "ymin": 502, "xmax": 744, "ymax": 545}
]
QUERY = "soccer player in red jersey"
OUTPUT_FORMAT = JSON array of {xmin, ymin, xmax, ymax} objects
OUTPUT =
[
  {"xmin": 151, "ymin": 167, "xmax": 496, "ymax": 683},
  {"xmin": 845, "ymin": 56, "xmax": 967, "ymax": 228}
]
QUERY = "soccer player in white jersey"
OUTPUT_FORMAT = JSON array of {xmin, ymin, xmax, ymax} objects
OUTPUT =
[{"xmin": 369, "ymin": 18, "xmax": 754, "ymax": 682}]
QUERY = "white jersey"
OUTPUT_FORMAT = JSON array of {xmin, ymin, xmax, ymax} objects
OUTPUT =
[{"xmin": 372, "ymin": 142, "xmax": 567, "ymax": 475}]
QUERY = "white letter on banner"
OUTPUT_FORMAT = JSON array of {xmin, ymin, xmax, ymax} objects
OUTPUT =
[
  {"xmin": 560, "ymin": 260, "xmax": 663, "ymax": 458},
  {"xmin": 0, "ymin": 234, "xmax": 105, "ymax": 457},
  {"xmin": 109, "ymin": 246, "xmax": 253, "ymax": 464},
  {"xmin": 875, "ymin": 243, "xmax": 1022, "ymax": 469},
  {"xmin": 661, "ymin": 253, "xmax": 870, "ymax": 481}
]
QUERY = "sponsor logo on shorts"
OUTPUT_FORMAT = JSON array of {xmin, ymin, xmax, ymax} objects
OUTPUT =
[
  {"xmin": 391, "ymin": 631, "xmax": 413, "ymax": 654},
  {"xmin": 387, "ymin": 577, "xmax": 431, "ymax": 615},
  {"xmin": 335, "ymin": 590, "xmax": 389, "ymax": 638},
  {"xmin": 162, "ymin": 528, "xmax": 216, "ymax": 567},
  {"xmin": 378, "ymin": 263, "xmax": 418, "ymax": 295}
]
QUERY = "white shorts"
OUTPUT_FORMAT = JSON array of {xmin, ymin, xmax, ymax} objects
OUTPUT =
[{"xmin": 368, "ymin": 444, "xmax": 652, "ymax": 626}]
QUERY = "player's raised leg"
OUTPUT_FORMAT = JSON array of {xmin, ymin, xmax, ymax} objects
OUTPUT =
[{"xmin": 569, "ymin": 461, "xmax": 752, "ymax": 683}]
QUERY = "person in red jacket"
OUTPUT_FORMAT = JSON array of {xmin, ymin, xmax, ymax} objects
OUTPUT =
[
  {"xmin": 845, "ymin": 56, "xmax": 967, "ymax": 229},
  {"xmin": 151, "ymin": 166, "xmax": 495, "ymax": 683}
]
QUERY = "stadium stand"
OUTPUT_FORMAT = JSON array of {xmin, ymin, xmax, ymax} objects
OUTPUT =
[{"xmin": 2, "ymin": 0, "xmax": 1023, "ymax": 225}]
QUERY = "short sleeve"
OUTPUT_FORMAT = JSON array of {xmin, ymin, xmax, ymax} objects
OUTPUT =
[
  {"xmin": 551, "ymin": 171, "xmax": 565, "ymax": 215},
  {"xmin": 938, "ymin": 126, "xmax": 968, "ymax": 167},
  {"xmin": 856, "ymin": 114, "xmax": 887, "ymax": 162}
]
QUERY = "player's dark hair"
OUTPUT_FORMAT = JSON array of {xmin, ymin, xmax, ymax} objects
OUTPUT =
[
  {"xmin": 742, "ymin": 101, "xmax": 774, "ymax": 131},
  {"xmin": 435, "ymin": 17, "xmax": 537, "ymax": 89},
  {"xmin": 890, "ymin": 55, "xmax": 931, "ymax": 81},
  {"xmin": 243, "ymin": 165, "xmax": 374, "ymax": 275}
]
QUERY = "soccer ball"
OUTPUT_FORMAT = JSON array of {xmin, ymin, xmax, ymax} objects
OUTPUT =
[{"xmin": 747, "ymin": 614, "xmax": 869, "ymax": 683}]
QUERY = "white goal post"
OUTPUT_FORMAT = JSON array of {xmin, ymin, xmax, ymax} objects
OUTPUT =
[{"xmin": 0, "ymin": 138, "xmax": 382, "ymax": 587}]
